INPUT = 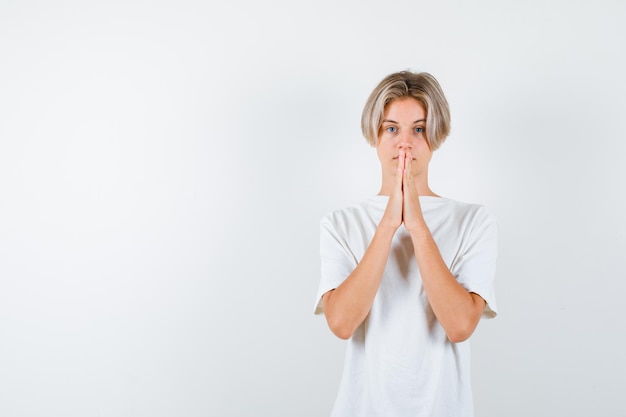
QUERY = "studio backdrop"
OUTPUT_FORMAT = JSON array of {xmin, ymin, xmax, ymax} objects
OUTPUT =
[{"xmin": 1, "ymin": 1, "xmax": 625, "ymax": 416}]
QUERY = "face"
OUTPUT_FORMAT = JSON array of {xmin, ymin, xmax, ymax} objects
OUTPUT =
[{"xmin": 376, "ymin": 97, "xmax": 432, "ymax": 178}]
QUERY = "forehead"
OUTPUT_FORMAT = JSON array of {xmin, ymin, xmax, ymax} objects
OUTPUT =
[{"xmin": 383, "ymin": 97, "xmax": 426, "ymax": 119}]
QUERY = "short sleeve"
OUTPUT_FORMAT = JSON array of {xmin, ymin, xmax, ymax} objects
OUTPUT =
[
  {"xmin": 454, "ymin": 207, "xmax": 498, "ymax": 318},
  {"xmin": 313, "ymin": 218, "xmax": 358, "ymax": 315}
]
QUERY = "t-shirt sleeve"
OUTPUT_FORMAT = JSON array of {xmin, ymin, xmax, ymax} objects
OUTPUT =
[
  {"xmin": 454, "ymin": 207, "xmax": 499, "ymax": 318},
  {"xmin": 313, "ymin": 217, "xmax": 358, "ymax": 315}
]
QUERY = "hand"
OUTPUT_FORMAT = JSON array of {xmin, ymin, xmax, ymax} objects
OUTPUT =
[
  {"xmin": 402, "ymin": 151, "xmax": 425, "ymax": 232},
  {"xmin": 379, "ymin": 150, "xmax": 404, "ymax": 231}
]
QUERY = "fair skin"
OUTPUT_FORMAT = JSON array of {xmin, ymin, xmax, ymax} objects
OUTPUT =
[{"xmin": 322, "ymin": 97, "xmax": 486, "ymax": 343}]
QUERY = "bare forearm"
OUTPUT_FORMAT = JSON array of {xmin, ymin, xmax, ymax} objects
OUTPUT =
[
  {"xmin": 323, "ymin": 225, "xmax": 396, "ymax": 339},
  {"xmin": 409, "ymin": 223, "xmax": 484, "ymax": 343}
]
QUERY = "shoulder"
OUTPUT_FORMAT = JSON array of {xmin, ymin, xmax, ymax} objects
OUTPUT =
[
  {"xmin": 438, "ymin": 197, "xmax": 495, "ymax": 223},
  {"xmin": 428, "ymin": 197, "xmax": 497, "ymax": 240},
  {"xmin": 320, "ymin": 197, "xmax": 382, "ymax": 229}
]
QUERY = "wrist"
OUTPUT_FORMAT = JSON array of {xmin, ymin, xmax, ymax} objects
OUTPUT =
[
  {"xmin": 405, "ymin": 217, "xmax": 429, "ymax": 236},
  {"xmin": 376, "ymin": 222, "xmax": 398, "ymax": 239}
]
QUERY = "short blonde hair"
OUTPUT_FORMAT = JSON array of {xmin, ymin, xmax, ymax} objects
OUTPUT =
[{"xmin": 361, "ymin": 71, "xmax": 451, "ymax": 150}]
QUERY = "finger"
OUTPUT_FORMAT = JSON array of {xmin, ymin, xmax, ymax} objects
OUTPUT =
[
  {"xmin": 405, "ymin": 151, "xmax": 413, "ymax": 171},
  {"xmin": 403, "ymin": 151, "xmax": 409, "ymax": 179},
  {"xmin": 397, "ymin": 150, "xmax": 405, "ymax": 180}
]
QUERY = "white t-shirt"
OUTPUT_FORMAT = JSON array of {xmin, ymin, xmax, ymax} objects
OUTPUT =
[{"xmin": 314, "ymin": 195, "xmax": 498, "ymax": 417}]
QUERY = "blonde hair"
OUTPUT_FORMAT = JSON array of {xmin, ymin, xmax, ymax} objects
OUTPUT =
[{"xmin": 361, "ymin": 71, "xmax": 451, "ymax": 150}]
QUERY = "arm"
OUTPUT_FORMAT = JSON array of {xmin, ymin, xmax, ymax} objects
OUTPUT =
[
  {"xmin": 403, "ymin": 152, "xmax": 486, "ymax": 343},
  {"xmin": 322, "ymin": 225, "xmax": 396, "ymax": 339},
  {"xmin": 322, "ymin": 161, "xmax": 404, "ymax": 340}
]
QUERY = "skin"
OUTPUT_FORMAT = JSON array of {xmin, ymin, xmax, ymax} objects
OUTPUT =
[{"xmin": 322, "ymin": 97, "xmax": 486, "ymax": 343}]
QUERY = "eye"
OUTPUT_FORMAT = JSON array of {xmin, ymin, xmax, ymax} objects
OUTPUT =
[
  {"xmin": 385, "ymin": 126, "xmax": 397, "ymax": 133},
  {"xmin": 415, "ymin": 127, "xmax": 424, "ymax": 134}
]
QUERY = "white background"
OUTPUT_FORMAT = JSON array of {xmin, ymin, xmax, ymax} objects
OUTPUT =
[{"xmin": 1, "ymin": 0, "xmax": 625, "ymax": 416}]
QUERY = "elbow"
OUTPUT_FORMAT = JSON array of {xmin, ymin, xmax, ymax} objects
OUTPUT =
[
  {"xmin": 445, "ymin": 303, "xmax": 483, "ymax": 343},
  {"xmin": 332, "ymin": 328, "xmax": 353, "ymax": 340},
  {"xmin": 327, "ymin": 317, "xmax": 355, "ymax": 340},
  {"xmin": 322, "ymin": 292, "xmax": 358, "ymax": 340},
  {"xmin": 447, "ymin": 330, "xmax": 471, "ymax": 344},
  {"xmin": 446, "ymin": 320, "xmax": 476, "ymax": 344}
]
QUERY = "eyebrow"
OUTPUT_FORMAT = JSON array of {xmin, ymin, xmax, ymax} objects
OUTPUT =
[{"xmin": 382, "ymin": 119, "xmax": 426, "ymax": 124}]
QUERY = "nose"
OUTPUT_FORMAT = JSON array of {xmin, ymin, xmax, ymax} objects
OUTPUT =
[{"xmin": 397, "ymin": 132, "xmax": 413, "ymax": 150}]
